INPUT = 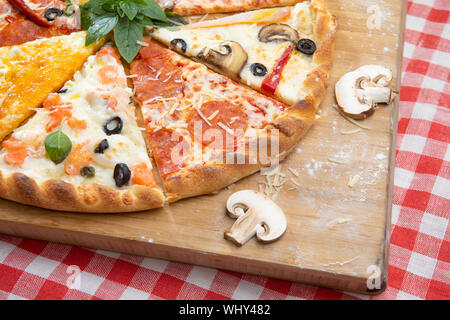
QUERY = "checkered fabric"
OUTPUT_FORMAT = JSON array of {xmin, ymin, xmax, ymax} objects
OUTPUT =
[{"xmin": 0, "ymin": 0, "xmax": 448, "ymax": 300}]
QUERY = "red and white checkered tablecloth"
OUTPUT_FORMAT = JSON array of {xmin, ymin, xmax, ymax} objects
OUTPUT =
[{"xmin": 0, "ymin": 0, "xmax": 448, "ymax": 300}]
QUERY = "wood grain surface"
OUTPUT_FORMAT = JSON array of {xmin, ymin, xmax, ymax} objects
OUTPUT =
[{"xmin": 0, "ymin": 0, "xmax": 407, "ymax": 294}]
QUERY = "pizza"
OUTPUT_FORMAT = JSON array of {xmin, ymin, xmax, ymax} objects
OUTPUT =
[
  {"xmin": 0, "ymin": 0, "xmax": 336, "ymax": 212},
  {"xmin": 0, "ymin": 31, "xmax": 103, "ymax": 142},
  {"xmin": 158, "ymin": 0, "xmax": 301, "ymax": 16},
  {"xmin": 130, "ymin": 41, "xmax": 315, "ymax": 202},
  {"xmin": 150, "ymin": 0, "xmax": 336, "ymax": 106},
  {"xmin": 0, "ymin": 45, "xmax": 165, "ymax": 212},
  {"xmin": 0, "ymin": 0, "xmax": 83, "ymax": 47}
]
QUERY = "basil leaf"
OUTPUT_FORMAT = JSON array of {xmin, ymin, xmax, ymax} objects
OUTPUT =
[
  {"xmin": 119, "ymin": 1, "xmax": 138, "ymax": 20},
  {"xmin": 81, "ymin": 0, "xmax": 110, "ymax": 9},
  {"xmin": 86, "ymin": 13, "xmax": 118, "ymax": 45},
  {"xmin": 141, "ymin": 0, "xmax": 166, "ymax": 21},
  {"xmin": 114, "ymin": 17, "xmax": 143, "ymax": 63},
  {"xmin": 165, "ymin": 11, "xmax": 187, "ymax": 26},
  {"xmin": 131, "ymin": 0, "xmax": 149, "ymax": 6},
  {"xmin": 141, "ymin": 16, "xmax": 153, "ymax": 26},
  {"xmin": 64, "ymin": 0, "xmax": 74, "ymax": 16},
  {"xmin": 45, "ymin": 127, "xmax": 72, "ymax": 164}
]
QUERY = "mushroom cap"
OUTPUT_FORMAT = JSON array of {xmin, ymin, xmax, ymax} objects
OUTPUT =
[
  {"xmin": 335, "ymin": 65, "xmax": 393, "ymax": 120},
  {"xmin": 258, "ymin": 24, "xmax": 299, "ymax": 43},
  {"xmin": 226, "ymin": 190, "xmax": 287, "ymax": 243},
  {"xmin": 197, "ymin": 41, "xmax": 248, "ymax": 78}
]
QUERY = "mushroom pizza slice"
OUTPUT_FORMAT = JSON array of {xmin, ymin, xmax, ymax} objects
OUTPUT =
[
  {"xmin": 0, "ymin": 45, "xmax": 165, "ymax": 212},
  {"xmin": 0, "ymin": 0, "xmax": 85, "ymax": 47},
  {"xmin": 130, "ymin": 42, "xmax": 316, "ymax": 202},
  {"xmin": 150, "ymin": 0, "xmax": 337, "ymax": 107}
]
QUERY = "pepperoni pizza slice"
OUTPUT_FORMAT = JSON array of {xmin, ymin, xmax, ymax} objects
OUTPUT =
[
  {"xmin": 131, "ymin": 42, "xmax": 315, "ymax": 202},
  {"xmin": 0, "ymin": 45, "xmax": 165, "ymax": 212},
  {"xmin": 0, "ymin": 31, "xmax": 104, "ymax": 142},
  {"xmin": 150, "ymin": 0, "xmax": 336, "ymax": 107},
  {"xmin": 0, "ymin": 0, "xmax": 84, "ymax": 47}
]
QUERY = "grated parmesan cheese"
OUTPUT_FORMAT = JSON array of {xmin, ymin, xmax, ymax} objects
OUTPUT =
[{"xmin": 348, "ymin": 174, "xmax": 360, "ymax": 188}]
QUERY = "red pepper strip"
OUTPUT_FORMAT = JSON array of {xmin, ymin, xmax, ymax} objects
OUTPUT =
[
  {"xmin": 261, "ymin": 45, "xmax": 293, "ymax": 96},
  {"xmin": 7, "ymin": 0, "xmax": 52, "ymax": 27}
]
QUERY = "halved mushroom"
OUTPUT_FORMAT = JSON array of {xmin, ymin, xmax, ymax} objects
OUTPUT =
[
  {"xmin": 335, "ymin": 65, "xmax": 396, "ymax": 120},
  {"xmin": 258, "ymin": 24, "xmax": 299, "ymax": 43},
  {"xmin": 197, "ymin": 41, "xmax": 248, "ymax": 78},
  {"xmin": 224, "ymin": 190, "xmax": 287, "ymax": 246}
]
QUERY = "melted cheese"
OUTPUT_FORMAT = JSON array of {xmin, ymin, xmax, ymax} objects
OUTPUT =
[{"xmin": 0, "ymin": 48, "xmax": 153, "ymax": 189}]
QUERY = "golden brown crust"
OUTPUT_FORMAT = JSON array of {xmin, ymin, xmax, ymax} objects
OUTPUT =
[
  {"xmin": 303, "ymin": 0, "xmax": 337, "ymax": 109},
  {"xmin": 0, "ymin": 171, "xmax": 165, "ymax": 212},
  {"xmin": 167, "ymin": 0, "xmax": 302, "ymax": 16}
]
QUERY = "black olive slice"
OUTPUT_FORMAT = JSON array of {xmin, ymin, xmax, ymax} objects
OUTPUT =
[
  {"xmin": 114, "ymin": 163, "xmax": 131, "ymax": 187},
  {"xmin": 296, "ymin": 39, "xmax": 317, "ymax": 55},
  {"xmin": 44, "ymin": 8, "xmax": 64, "ymax": 22},
  {"xmin": 250, "ymin": 63, "xmax": 268, "ymax": 77},
  {"xmin": 80, "ymin": 166, "xmax": 96, "ymax": 178},
  {"xmin": 170, "ymin": 39, "xmax": 187, "ymax": 53},
  {"xmin": 103, "ymin": 117, "xmax": 123, "ymax": 136},
  {"xmin": 94, "ymin": 139, "xmax": 109, "ymax": 154},
  {"xmin": 57, "ymin": 87, "xmax": 68, "ymax": 94}
]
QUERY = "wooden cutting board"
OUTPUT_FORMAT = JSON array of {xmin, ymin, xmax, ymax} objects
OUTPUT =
[{"xmin": 0, "ymin": 0, "xmax": 406, "ymax": 295}]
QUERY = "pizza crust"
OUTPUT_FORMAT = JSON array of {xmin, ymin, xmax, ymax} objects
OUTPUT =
[
  {"xmin": 162, "ymin": 0, "xmax": 302, "ymax": 16},
  {"xmin": 0, "ymin": 171, "xmax": 165, "ymax": 212}
]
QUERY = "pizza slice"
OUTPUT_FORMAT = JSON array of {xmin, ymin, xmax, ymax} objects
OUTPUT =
[
  {"xmin": 130, "ymin": 42, "xmax": 315, "ymax": 202},
  {"xmin": 158, "ymin": 0, "xmax": 301, "ymax": 16},
  {"xmin": 0, "ymin": 31, "xmax": 103, "ymax": 142},
  {"xmin": 0, "ymin": 0, "xmax": 83, "ymax": 46},
  {"xmin": 0, "ymin": 45, "xmax": 165, "ymax": 212},
  {"xmin": 150, "ymin": 0, "xmax": 336, "ymax": 106}
]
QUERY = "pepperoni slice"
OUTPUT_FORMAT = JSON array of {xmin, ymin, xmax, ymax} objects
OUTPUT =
[
  {"xmin": 187, "ymin": 101, "xmax": 248, "ymax": 151},
  {"xmin": 148, "ymin": 128, "xmax": 189, "ymax": 177},
  {"xmin": 130, "ymin": 42, "xmax": 183, "ymax": 103}
]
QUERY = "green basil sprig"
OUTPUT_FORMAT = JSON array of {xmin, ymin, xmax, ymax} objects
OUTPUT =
[
  {"xmin": 64, "ymin": 0, "xmax": 75, "ymax": 16},
  {"xmin": 44, "ymin": 121, "xmax": 72, "ymax": 164},
  {"xmin": 80, "ymin": 0, "xmax": 187, "ymax": 63}
]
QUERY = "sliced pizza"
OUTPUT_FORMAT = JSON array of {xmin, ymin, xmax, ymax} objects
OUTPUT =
[
  {"xmin": 158, "ymin": 0, "xmax": 301, "ymax": 16},
  {"xmin": 0, "ymin": 45, "xmax": 165, "ymax": 212},
  {"xmin": 130, "ymin": 42, "xmax": 315, "ymax": 202},
  {"xmin": 150, "ymin": 0, "xmax": 337, "ymax": 106},
  {"xmin": 0, "ymin": 31, "xmax": 103, "ymax": 142},
  {"xmin": 0, "ymin": 0, "xmax": 83, "ymax": 46}
]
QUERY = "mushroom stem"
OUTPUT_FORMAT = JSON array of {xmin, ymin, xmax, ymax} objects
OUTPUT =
[
  {"xmin": 225, "ymin": 208, "xmax": 265, "ymax": 246},
  {"xmin": 357, "ymin": 87, "xmax": 393, "ymax": 105}
]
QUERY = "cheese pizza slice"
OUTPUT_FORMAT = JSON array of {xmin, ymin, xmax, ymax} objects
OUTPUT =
[
  {"xmin": 0, "ymin": 31, "xmax": 103, "ymax": 142},
  {"xmin": 158, "ymin": 0, "xmax": 301, "ymax": 16},
  {"xmin": 150, "ymin": 0, "xmax": 336, "ymax": 106},
  {"xmin": 130, "ymin": 42, "xmax": 315, "ymax": 202},
  {"xmin": 0, "ymin": 0, "xmax": 83, "ymax": 46},
  {"xmin": 0, "ymin": 45, "xmax": 165, "ymax": 212}
]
